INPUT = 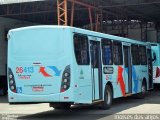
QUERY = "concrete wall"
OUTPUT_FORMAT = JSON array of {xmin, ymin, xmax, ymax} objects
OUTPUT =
[
  {"xmin": 0, "ymin": 17, "xmax": 38, "ymax": 76},
  {"xmin": 0, "ymin": 17, "xmax": 158, "ymax": 76},
  {"xmin": 106, "ymin": 25, "xmax": 157, "ymax": 42},
  {"xmin": 147, "ymin": 30, "xmax": 157, "ymax": 42},
  {"xmin": 128, "ymin": 29, "xmax": 142, "ymax": 40}
]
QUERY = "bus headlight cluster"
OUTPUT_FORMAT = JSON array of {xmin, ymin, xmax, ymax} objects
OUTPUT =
[
  {"xmin": 11, "ymin": 86, "xmax": 15, "ymax": 90},
  {"xmin": 60, "ymin": 65, "xmax": 70, "ymax": 93},
  {"xmin": 63, "ymin": 78, "xmax": 68, "ymax": 82},
  {"xmin": 9, "ymin": 74, "xmax": 13, "ymax": 79},
  {"xmin": 64, "ymin": 72, "xmax": 70, "ymax": 77},
  {"xmin": 63, "ymin": 85, "xmax": 67, "ymax": 89},
  {"xmin": 8, "ymin": 68, "xmax": 17, "ymax": 93},
  {"xmin": 10, "ymin": 80, "xmax": 14, "ymax": 85}
]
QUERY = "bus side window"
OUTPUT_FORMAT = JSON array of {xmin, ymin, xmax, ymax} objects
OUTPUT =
[
  {"xmin": 74, "ymin": 34, "xmax": 90, "ymax": 65},
  {"xmin": 101, "ymin": 39, "xmax": 113, "ymax": 65},
  {"xmin": 113, "ymin": 41, "xmax": 123, "ymax": 65},
  {"xmin": 139, "ymin": 46, "xmax": 147, "ymax": 65},
  {"xmin": 131, "ymin": 44, "xmax": 140, "ymax": 65}
]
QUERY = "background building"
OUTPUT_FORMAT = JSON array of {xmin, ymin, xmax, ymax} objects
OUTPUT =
[{"xmin": 0, "ymin": 0, "xmax": 160, "ymax": 95}]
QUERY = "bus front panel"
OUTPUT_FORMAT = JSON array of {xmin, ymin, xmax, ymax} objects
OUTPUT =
[{"xmin": 8, "ymin": 26, "xmax": 73, "ymax": 103}]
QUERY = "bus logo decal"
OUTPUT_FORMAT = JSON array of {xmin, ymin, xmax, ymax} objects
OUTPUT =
[
  {"xmin": 117, "ymin": 66, "xmax": 125, "ymax": 96},
  {"xmin": 39, "ymin": 67, "xmax": 52, "ymax": 77},
  {"xmin": 104, "ymin": 67, "xmax": 114, "ymax": 74},
  {"xmin": 106, "ymin": 75, "xmax": 112, "ymax": 80},
  {"xmin": 48, "ymin": 66, "xmax": 61, "ymax": 76},
  {"xmin": 17, "ymin": 87, "xmax": 22, "ymax": 93},
  {"xmin": 79, "ymin": 69, "xmax": 84, "ymax": 79}
]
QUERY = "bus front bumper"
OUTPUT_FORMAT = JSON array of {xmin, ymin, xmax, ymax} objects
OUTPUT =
[{"xmin": 8, "ymin": 91, "xmax": 74, "ymax": 103}]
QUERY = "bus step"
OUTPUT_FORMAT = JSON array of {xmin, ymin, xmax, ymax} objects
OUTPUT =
[
  {"xmin": 92, "ymin": 100, "xmax": 103, "ymax": 104},
  {"xmin": 124, "ymin": 93, "xmax": 132, "ymax": 97}
]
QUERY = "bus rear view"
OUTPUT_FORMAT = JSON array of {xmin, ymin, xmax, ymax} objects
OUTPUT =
[{"xmin": 8, "ymin": 26, "xmax": 73, "ymax": 108}]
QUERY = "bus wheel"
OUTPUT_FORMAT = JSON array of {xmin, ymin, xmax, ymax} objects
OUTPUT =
[
  {"xmin": 136, "ymin": 81, "xmax": 147, "ymax": 99},
  {"xmin": 50, "ymin": 103, "xmax": 71, "ymax": 110},
  {"xmin": 100, "ymin": 85, "xmax": 113, "ymax": 110}
]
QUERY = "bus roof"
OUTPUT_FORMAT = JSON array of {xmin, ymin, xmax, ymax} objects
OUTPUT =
[
  {"xmin": 73, "ymin": 26, "xmax": 149, "ymax": 46},
  {"xmin": 9, "ymin": 25, "xmax": 149, "ymax": 46},
  {"xmin": 149, "ymin": 42, "xmax": 159, "ymax": 46}
]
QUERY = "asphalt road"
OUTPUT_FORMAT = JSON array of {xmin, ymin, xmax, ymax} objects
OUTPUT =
[{"xmin": 0, "ymin": 89, "xmax": 160, "ymax": 120}]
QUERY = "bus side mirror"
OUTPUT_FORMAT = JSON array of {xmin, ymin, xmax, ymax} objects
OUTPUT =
[{"xmin": 152, "ymin": 52, "xmax": 156, "ymax": 62}]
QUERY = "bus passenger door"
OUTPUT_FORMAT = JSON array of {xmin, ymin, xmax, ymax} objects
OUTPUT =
[
  {"xmin": 90, "ymin": 41, "xmax": 103, "ymax": 101},
  {"xmin": 147, "ymin": 49, "xmax": 153, "ymax": 89},
  {"xmin": 123, "ymin": 46, "xmax": 132, "ymax": 94}
]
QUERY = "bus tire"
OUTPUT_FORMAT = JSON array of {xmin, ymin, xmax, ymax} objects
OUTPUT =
[
  {"xmin": 100, "ymin": 85, "xmax": 113, "ymax": 110},
  {"xmin": 136, "ymin": 81, "xmax": 147, "ymax": 99},
  {"xmin": 51, "ymin": 103, "xmax": 71, "ymax": 110}
]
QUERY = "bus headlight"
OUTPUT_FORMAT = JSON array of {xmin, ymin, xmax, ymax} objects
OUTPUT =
[
  {"xmin": 63, "ymin": 85, "xmax": 67, "ymax": 89},
  {"xmin": 10, "ymin": 80, "xmax": 14, "ymax": 85},
  {"xmin": 64, "ymin": 72, "xmax": 69, "ymax": 77},
  {"xmin": 64, "ymin": 78, "xmax": 68, "ymax": 82},
  {"xmin": 8, "ymin": 68, "xmax": 17, "ymax": 93},
  {"xmin": 60, "ymin": 65, "xmax": 70, "ymax": 93},
  {"xmin": 11, "ymin": 86, "xmax": 15, "ymax": 90},
  {"xmin": 9, "ymin": 74, "xmax": 13, "ymax": 79}
]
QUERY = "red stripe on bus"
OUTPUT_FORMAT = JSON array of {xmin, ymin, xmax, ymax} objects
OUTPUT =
[{"xmin": 117, "ymin": 66, "xmax": 125, "ymax": 96}]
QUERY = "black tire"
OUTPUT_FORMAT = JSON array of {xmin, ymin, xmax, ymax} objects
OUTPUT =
[
  {"xmin": 100, "ymin": 85, "xmax": 113, "ymax": 110},
  {"xmin": 52, "ymin": 103, "xmax": 71, "ymax": 110},
  {"xmin": 135, "ymin": 81, "xmax": 147, "ymax": 99},
  {"xmin": 0, "ymin": 90, "xmax": 5, "ymax": 96}
]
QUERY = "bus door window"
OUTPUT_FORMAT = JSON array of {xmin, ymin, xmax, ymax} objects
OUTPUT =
[
  {"xmin": 90, "ymin": 43, "xmax": 98, "ymax": 68},
  {"xmin": 147, "ymin": 49, "xmax": 153, "ymax": 89},
  {"xmin": 101, "ymin": 39, "xmax": 113, "ymax": 65},
  {"xmin": 139, "ymin": 46, "xmax": 147, "ymax": 65},
  {"xmin": 90, "ymin": 40, "xmax": 102, "ymax": 100},
  {"xmin": 113, "ymin": 42, "xmax": 123, "ymax": 65},
  {"xmin": 131, "ymin": 45, "xmax": 140, "ymax": 65},
  {"xmin": 74, "ymin": 34, "xmax": 90, "ymax": 65},
  {"xmin": 124, "ymin": 45, "xmax": 132, "ymax": 94}
]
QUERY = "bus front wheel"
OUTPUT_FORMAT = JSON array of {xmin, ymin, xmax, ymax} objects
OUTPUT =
[
  {"xmin": 135, "ymin": 81, "xmax": 147, "ymax": 99},
  {"xmin": 100, "ymin": 85, "xmax": 113, "ymax": 110}
]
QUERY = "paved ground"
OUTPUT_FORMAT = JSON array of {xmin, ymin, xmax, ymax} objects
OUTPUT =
[{"xmin": 0, "ymin": 89, "xmax": 160, "ymax": 120}]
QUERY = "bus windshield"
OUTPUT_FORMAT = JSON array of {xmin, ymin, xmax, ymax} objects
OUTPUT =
[{"xmin": 9, "ymin": 28, "xmax": 65, "ymax": 58}]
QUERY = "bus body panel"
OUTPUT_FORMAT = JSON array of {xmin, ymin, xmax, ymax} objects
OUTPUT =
[
  {"xmin": 153, "ymin": 66, "xmax": 160, "ymax": 84},
  {"xmin": 8, "ymin": 26, "xmax": 74, "ymax": 103},
  {"xmin": 73, "ymin": 28, "xmax": 150, "ymax": 102},
  {"xmin": 153, "ymin": 66, "xmax": 157, "ymax": 83},
  {"xmin": 8, "ymin": 25, "xmax": 151, "ymax": 105},
  {"xmin": 151, "ymin": 43, "xmax": 160, "ymax": 84},
  {"xmin": 72, "ymin": 66, "xmax": 92, "ymax": 103}
]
